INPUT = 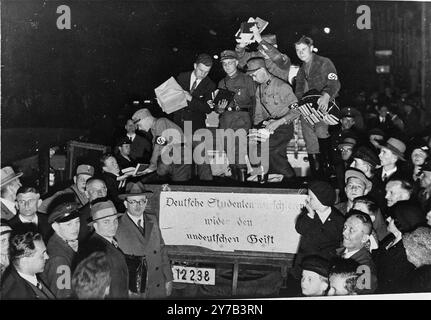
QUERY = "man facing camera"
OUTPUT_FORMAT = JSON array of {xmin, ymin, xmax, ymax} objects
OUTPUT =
[
  {"xmin": 41, "ymin": 202, "xmax": 81, "ymax": 299},
  {"xmin": 9, "ymin": 186, "xmax": 53, "ymax": 243},
  {"xmin": 337, "ymin": 211, "xmax": 378, "ymax": 294},
  {"xmin": 116, "ymin": 182, "xmax": 173, "ymax": 298},
  {"xmin": 1, "ymin": 228, "xmax": 54, "ymax": 299},
  {"xmin": 78, "ymin": 200, "xmax": 129, "ymax": 298}
]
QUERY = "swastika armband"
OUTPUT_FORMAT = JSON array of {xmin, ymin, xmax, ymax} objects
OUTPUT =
[
  {"xmin": 155, "ymin": 136, "xmax": 167, "ymax": 146},
  {"xmin": 328, "ymin": 73, "xmax": 338, "ymax": 80}
]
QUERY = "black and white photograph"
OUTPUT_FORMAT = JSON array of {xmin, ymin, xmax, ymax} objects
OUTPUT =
[{"xmin": 1, "ymin": 0, "xmax": 431, "ymax": 305}]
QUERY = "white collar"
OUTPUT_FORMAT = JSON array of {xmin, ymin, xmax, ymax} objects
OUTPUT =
[
  {"xmin": 0, "ymin": 198, "xmax": 17, "ymax": 215},
  {"xmin": 100, "ymin": 235, "xmax": 115, "ymax": 244},
  {"xmin": 127, "ymin": 133, "xmax": 136, "ymax": 140},
  {"xmin": 382, "ymin": 166, "xmax": 397, "ymax": 178},
  {"xmin": 16, "ymin": 269, "xmax": 38, "ymax": 287},
  {"xmin": 343, "ymin": 248, "xmax": 361, "ymax": 259},
  {"xmin": 316, "ymin": 206, "xmax": 332, "ymax": 223},
  {"xmin": 127, "ymin": 212, "xmax": 144, "ymax": 228},
  {"xmin": 19, "ymin": 214, "xmax": 38, "ymax": 225},
  {"xmin": 190, "ymin": 72, "xmax": 201, "ymax": 90}
]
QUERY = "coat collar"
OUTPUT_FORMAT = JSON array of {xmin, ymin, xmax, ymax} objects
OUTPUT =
[{"xmin": 123, "ymin": 211, "xmax": 154, "ymax": 241}]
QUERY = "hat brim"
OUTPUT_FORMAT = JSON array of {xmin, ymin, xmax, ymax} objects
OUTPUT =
[
  {"xmin": 87, "ymin": 212, "xmax": 123, "ymax": 225},
  {"xmin": 246, "ymin": 67, "xmax": 262, "ymax": 74},
  {"xmin": 1, "ymin": 172, "xmax": 23, "ymax": 186},
  {"xmin": 345, "ymin": 170, "xmax": 372, "ymax": 190},
  {"xmin": 118, "ymin": 191, "xmax": 153, "ymax": 200},
  {"xmin": 377, "ymin": 144, "xmax": 406, "ymax": 161},
  {"xmin": 220, "ymin": 56, "xmax": 238, "ymax": 61},
  {"xmin": 338, "ymin": 143, "xmax": 355, "ymax": 149},
  {"xmin": 49, "ymin": 209, "xmax": 81, "ymax": 225}
]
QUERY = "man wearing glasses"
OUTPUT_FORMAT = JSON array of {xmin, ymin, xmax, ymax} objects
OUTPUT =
[
  {"xmin": 116, "ymin": 182, "xmax": 173, "ymax": 298},
  {"xmin": 8, "ymin": 186, "xmax": 53, "ymax": 243}
]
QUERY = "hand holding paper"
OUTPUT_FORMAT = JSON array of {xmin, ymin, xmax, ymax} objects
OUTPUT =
[{"xmin": 154, "ymin": 77, "xmax": 188, "ymax": 114}]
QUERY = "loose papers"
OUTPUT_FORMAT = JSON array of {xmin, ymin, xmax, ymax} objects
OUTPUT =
[{"xmin": 154, "ymin": 76, "xmax": 188, "ymax": 114}]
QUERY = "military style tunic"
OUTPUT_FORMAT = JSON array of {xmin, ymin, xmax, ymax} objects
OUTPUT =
[
  {"xmin": 295, "ymin": 53, "xmax": 341, "ymax": 154},
  {"xmin": 253, "ymin": 75, "xmax": 297, "ymax": 125},
  {"xmin": 251, "ymin": 75, "xmax": 298, "ymax": 178},
  {"xmin": 150, "ymin": 118, "xmax": 191, "ymax": 181},
  {"xmin": 218, "ymin": 71, "xmax": 256, "ymax": 130}
]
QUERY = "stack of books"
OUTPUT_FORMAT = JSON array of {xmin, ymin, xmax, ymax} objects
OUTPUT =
[{"xmin": 235, "ymin": 17, "xmax": 269, "ymax": 45}]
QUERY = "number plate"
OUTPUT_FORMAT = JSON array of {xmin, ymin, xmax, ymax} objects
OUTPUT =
[{"xmin": 172, "ymin": 265, "xmax": 215, "ymax": 285}]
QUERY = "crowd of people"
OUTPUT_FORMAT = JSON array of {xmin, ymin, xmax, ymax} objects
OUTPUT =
[{"xmin": 1, "ymin": 23, "xmax": 431, "ymax": 299}]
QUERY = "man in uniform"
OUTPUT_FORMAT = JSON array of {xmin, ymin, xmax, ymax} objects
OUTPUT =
[
  {"xmin": 215, "ymin": 50, "xmax": 256, "ymax": 179},
  {"xmin": 39, "ymin": 164, "xmax": 94, "ymax": 214},
  {"xmin": 132, "ymin": 108, "xmax": 192, "ymax": 182},
  {"xmin": 246, "ymin": 57, "xmax": 298, "ymax": 180},
  {"xmin": 294, "ymin": 36, "xmax": 341, "ymax": 178},
  {"xmin": 41, "ymin": 202, "xmax": 81, "ymax": 298}
]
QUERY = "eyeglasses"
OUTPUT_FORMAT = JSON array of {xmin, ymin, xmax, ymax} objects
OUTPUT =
[
  {"xmin": 222, "ymin": 60, "xmax": 236, "ymax": 66},
  {"xmin": 17, "ymin": 199, "xmax": 38, "ymax": 206},
  {"xmin": 126, "ymin": 199, "xmax": 148, "ymax": 206}
]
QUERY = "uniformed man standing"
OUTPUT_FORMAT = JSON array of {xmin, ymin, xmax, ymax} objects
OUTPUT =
[
  {"xmin": 132, "ymin": 108, "xmax": 192, "ymax": 182},
  {"xmin": 294, "ymin": 36, "xmax": 341, "ymax": 178},
  {"xmin": 214, "ymin": 50, "xmax": 256, "ymax": 179},
  {"xmin": 246, "ymin": 57, "xmax": 299, "ymax": 180}
]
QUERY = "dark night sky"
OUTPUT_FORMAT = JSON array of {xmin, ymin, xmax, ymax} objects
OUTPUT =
[{"xmin": 0, "ymin": 0, "xmax": 422, "ymax": 130}]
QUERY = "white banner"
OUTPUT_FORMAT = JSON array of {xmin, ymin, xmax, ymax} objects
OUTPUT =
[{"xmin": 159, "ymin": 191, "xmax": 307, "ymax": 253}]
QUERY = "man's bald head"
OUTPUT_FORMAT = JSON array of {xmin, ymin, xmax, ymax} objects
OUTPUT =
[{"xmin": 86, "ymin": 179, "xmax": 107, "ymax": 201}]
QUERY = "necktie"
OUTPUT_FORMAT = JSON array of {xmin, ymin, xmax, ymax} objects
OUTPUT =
[
  {"xmin": 36, "ymin": 281, "xmax": 52, "ymax": 299},
  {"xmin": 137, "ymin": 219, "xmax": 144, "ymax": 234},
  {"xmin": 382, "ymin": 173, "xmax": 387, "ymax": 181},
  {"xmin": 112, "ymin": 238, "xmax": 119, "ymax": 248},
  {"xmin": 190, "ymin": 80, "xmax": 198, "ymax": 94}
]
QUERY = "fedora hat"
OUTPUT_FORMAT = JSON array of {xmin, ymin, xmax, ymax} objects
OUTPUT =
[
  {"xmin": 1, "ymin": 166, "xmax": 23, "ymax": 186},
  {"xmin": 118, "ymin": 182, "xmax": 153, "ymax": 200},
  {"xmin": 378, "ymin": 137, "xmax": 406, "ymax": 161},
  {"xmin": 88, "ymin": 200, "xmax": 123, "ymax": 225}
]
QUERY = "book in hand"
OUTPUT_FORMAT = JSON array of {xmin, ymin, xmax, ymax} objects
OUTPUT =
[
  {"xmin": 213, "ymin": 88, "xmax": 236, "ymax": 105},
  {"xmin": 121, "ymin": 164, "xmax": 151, "ymax": 176},
  {"xmin": 254, "ymin": 17, "xmax": 269, "ymax": 34},
  {"xmin": 133, "ymin": 163, "xmax": 150, "ymax": 176},
  {"xmin": 235, "ymin": 17, "xmax": 269, "ymax": 44}
]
